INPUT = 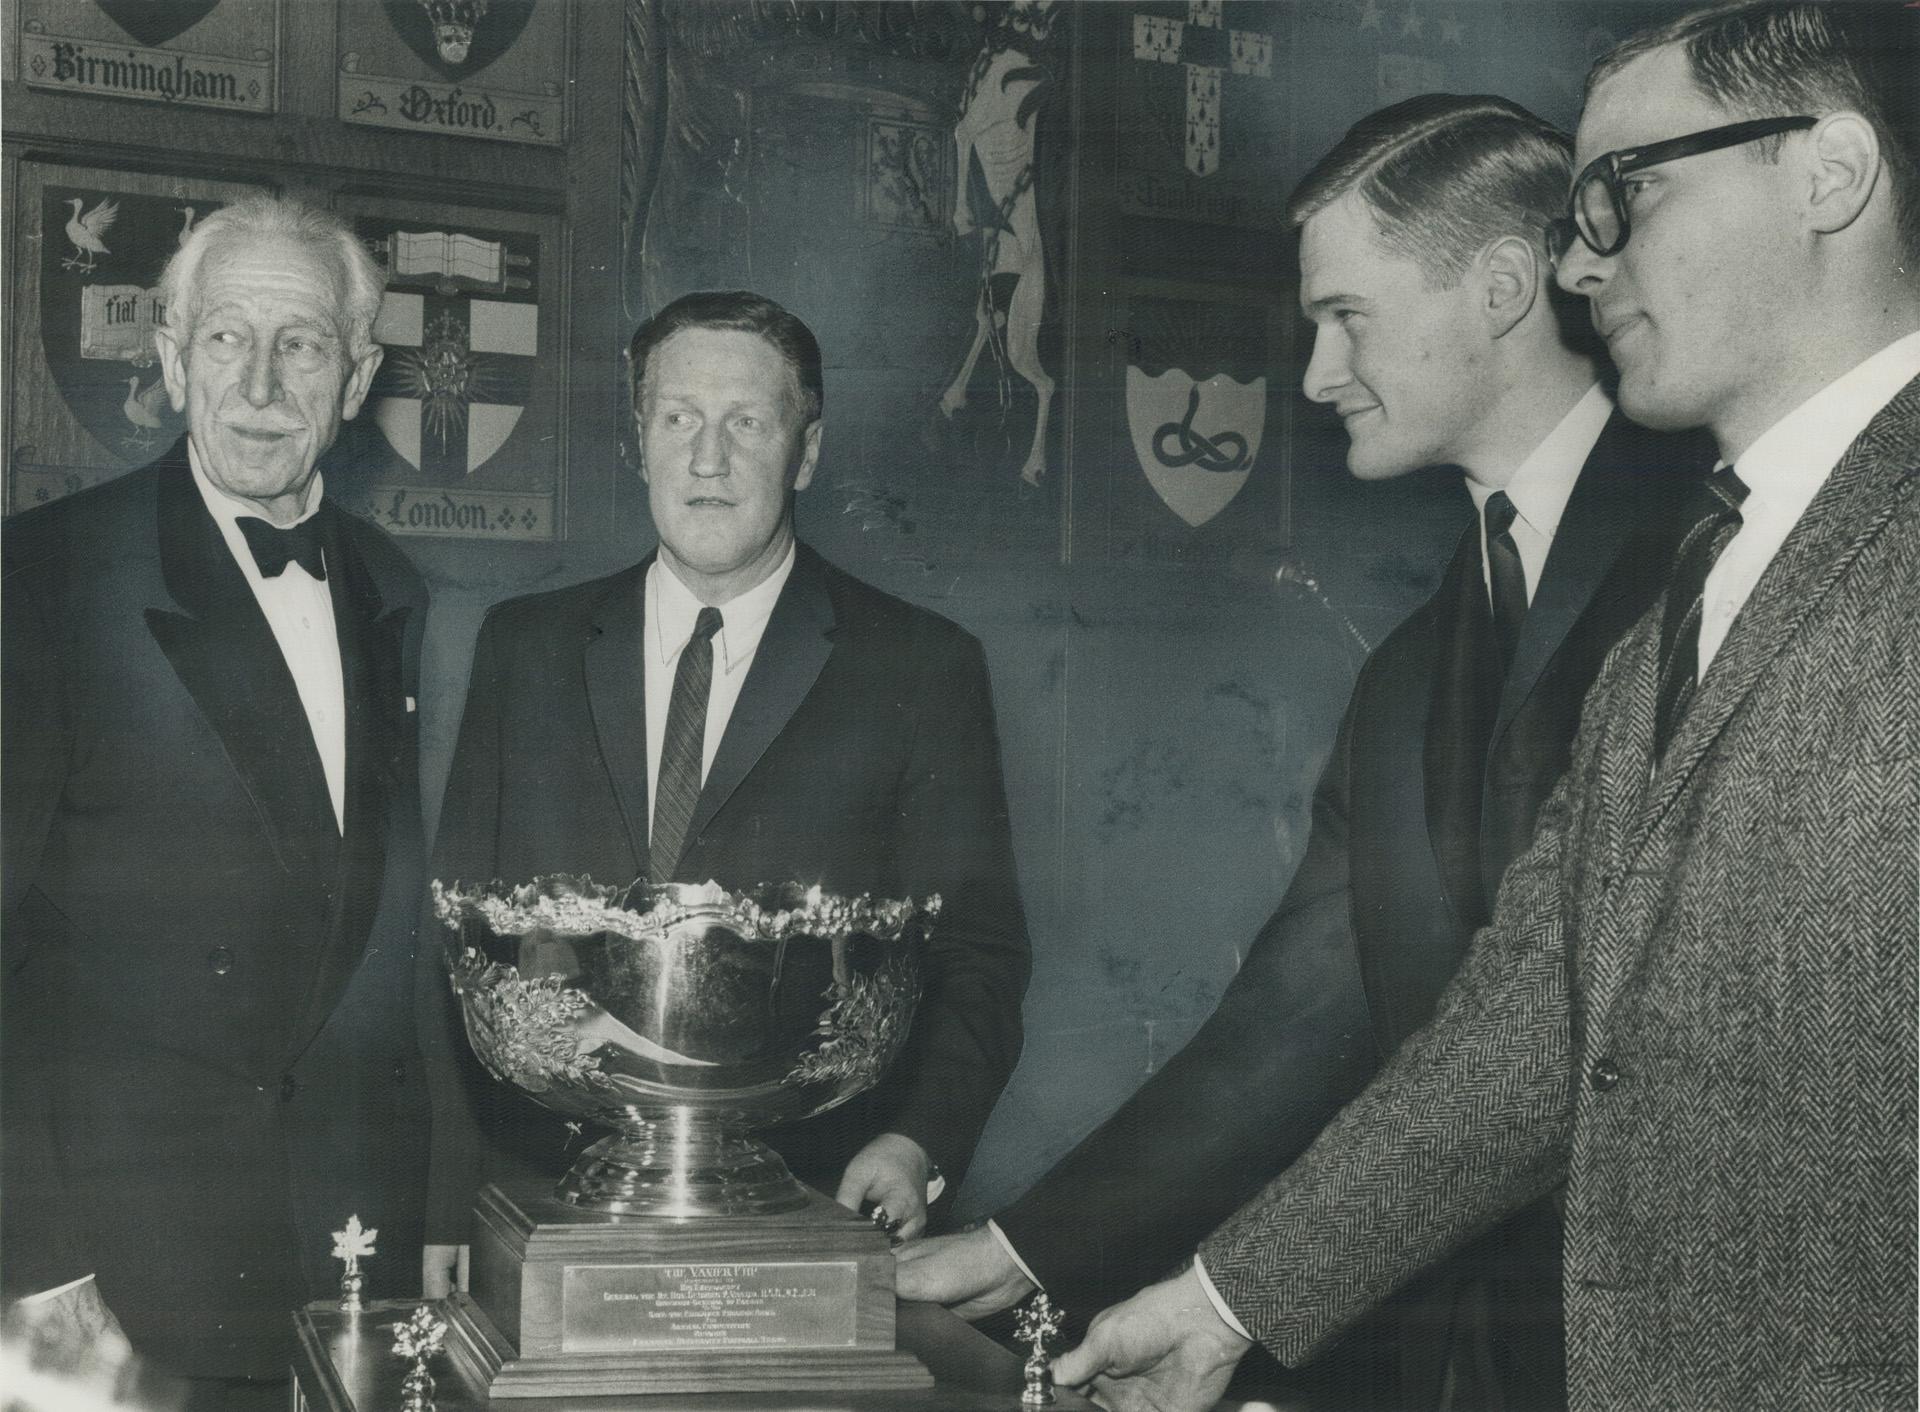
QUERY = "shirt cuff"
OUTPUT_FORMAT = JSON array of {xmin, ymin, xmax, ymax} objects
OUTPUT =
[
  {"xmin": 15, "ymin": 1274, "xmax": 95, "ymax": 1306},
  {"xmin": 1191, "ymin": 1255, "xmax": 1253, "ymax": 1340},
  {"xmin": 985, "ymin": 1219, "xmax": 1044, "ymax": 1292}
]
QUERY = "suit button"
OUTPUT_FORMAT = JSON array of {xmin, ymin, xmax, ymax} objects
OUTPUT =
[
  {"xmin": 1590, "ymin": 1058, "xmax": 1621, "ymax": 1092},
  {"xmin": 280, "ymin": 1073, "xmax": 299, "ymax": 1103},
  {"xmin": 207, "ymin": 947, "xmax": 234, "ymax": 975},
  {"xmin": 393, "ymin": 1061, "xmax": 408, "ymax": 1084}
]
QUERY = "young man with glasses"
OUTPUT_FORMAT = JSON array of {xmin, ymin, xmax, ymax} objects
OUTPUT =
[
  {"xmin": 900, "ymin": 92, "xmax": 1709, "ymax": 1412},
  {"xmin": 1047, "ymin": 4, "xmax": 1919, "ymax": 1408}
]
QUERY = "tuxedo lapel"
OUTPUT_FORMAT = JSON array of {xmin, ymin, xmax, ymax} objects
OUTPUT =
[
  {"xmin": 1630, "ymin": 379, "xmax": 1920, "ymax": 860},
  {"xmin": 1423, "ymin": 522, "xmax": 1503, "ymax": 931},
  {"xmin": 683, "ymin": 547, "xmax": 837, "ymax": 855},
  {"xmin": 282, "ymin": 511, "xmax": 417, "ymax": 1062},
  {"xmin": 142, "ymin": 449, "xmax": 337, "ymax": 881},
  {"xmin": 583, "ymin": 563, "xmax": 653, "ymax": 872}
]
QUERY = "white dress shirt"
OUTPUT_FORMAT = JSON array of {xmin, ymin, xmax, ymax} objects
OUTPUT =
[
  {"xmin": 988, "ymin": 386, "xmax": 1621, "ymax": 1337},
  {"xmin": 189, "ymin": 447, "xmax": 346, "ymax": 834},
  {"xmin": 643, "ymin": 545, "xmax": 796, "ymax": 839},
  {"xmin": 1698, "ymin": 328, "xmax": 1920, "ymax": 677},
  {"xmin": 1465, "ymin": 381, "xmax": 1612, "ymax": 610}
]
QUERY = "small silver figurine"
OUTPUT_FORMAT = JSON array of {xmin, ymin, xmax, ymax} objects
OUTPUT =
[
  {"xmin": 329, "ymin": 1214, "xmax": 377, "ymax": 1315},
  {"xmin": 1014, "ymin": 1292, "xmax": 1065, "ymax": 1407},
  {"xmin": 391, "ymin": 1303, "xmax": 448, "ymax": 1412}
]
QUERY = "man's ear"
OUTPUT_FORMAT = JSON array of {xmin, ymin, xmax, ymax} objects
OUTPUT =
[
  {"xmin": 153, "ymin": 327, "xmax": 190, "ymax": 414},
  {"xmin": 339, "ymin": 346, "xmax": 384, "ymax": 421},
  {"xmin": 1804, "ymin": 111, "xmax": 1879, "ymax": 236},
  {"xmin": 1481, "ymin": 235, "xmax": 1540, "ymax": 339},
  {"xmin": 791, "ymin": 420, "xmax": 822, "ymax": 492}
]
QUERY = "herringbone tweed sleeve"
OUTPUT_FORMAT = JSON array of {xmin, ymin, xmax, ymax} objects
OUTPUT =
[{"xmin": 1198, "ymin": 726, "xmax": 1596, "ymax": 1364}]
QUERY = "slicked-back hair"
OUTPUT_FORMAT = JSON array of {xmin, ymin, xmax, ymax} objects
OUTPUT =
[
  {"xmin": 628, "ymin": 290, "xmax": 824, "ymax": 425},
  {"xmin": 1287, "ymin": 93, "xmax": 1573, "ymax": 287},
  {"xmin": 1589, "ymin": 1, "xmax": 1920, "ymax": 262},
  {"xmin": 159, "ymin": 194, "xmax": 386, "ymax": 363}
]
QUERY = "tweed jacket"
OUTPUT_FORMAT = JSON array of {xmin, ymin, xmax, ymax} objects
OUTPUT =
[
  {"xmin": 994, "ymin": 413, "xmax": 1706, "ymax": 1408},
  {"xmin": 1200, "ymin": 378, "xmax": 1920, "ymax": 1411}
]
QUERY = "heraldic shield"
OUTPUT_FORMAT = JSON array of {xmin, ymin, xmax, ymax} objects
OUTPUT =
[
  {"xmin": 1126, "ymin": 367, "xmax": 1264, "ymax": 528},
  {"xmin": 37, "ymin": 186, "xmax": 230, "ymax": 460},
  {"xmin": 1123, "ymin": 293, "xmax": 1269, "ymax": 529}
]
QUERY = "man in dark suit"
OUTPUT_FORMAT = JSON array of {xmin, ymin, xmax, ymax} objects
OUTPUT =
[
  {"xmin": 424, "ymin": 291, "xmax": 1030, "ymax": 1289},
  {"xmin": 2, "ymin": 195, "xmax": 432, "ymax": 1410},
  {"xmin": 899, "ymin": 95, "xmax": 1706, "ymax": 1410},
  {"xmin": 1050, "ymin": 5, "xmax": 1918, "ymax": 1410}
]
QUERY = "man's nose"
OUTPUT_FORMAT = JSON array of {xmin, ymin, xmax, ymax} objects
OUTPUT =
[
  {"xmin": 1301, "ymin": 329, "xmax": 1347, "ymax": 404},
  {"xmin": 1553, "ymin": 238, "xmax": 1606, "ymax": 297},
  {"xmin": 689, "ymin": 420, "xmax": 728, "ymax": 476},
  {"xmin": 242, "ymin": 344, "xmax": 281, "ymax": 408}
]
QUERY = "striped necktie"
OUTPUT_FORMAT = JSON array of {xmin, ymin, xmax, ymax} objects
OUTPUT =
[
  {"xmin": 1654, "ymin": 467, "xmax": 1749, "ymax": 758},
  {"xmin": 650, "ymin": 606, "xmax": 722, "ymax": 884}
]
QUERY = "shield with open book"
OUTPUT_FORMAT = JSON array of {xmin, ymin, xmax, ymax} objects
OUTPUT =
[{"xmin": 360, "ymin": 221, "xmax": 540, "ymax": 479}]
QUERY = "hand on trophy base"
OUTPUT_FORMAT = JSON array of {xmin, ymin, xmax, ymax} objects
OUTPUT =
[
  {"xmin": 894, "ymin": 1224, "xmax": 1036, "ymax": 1321},
  {"xmin": 836, "ymin": 1132, "xmax": 933, "ymax": 1240}
]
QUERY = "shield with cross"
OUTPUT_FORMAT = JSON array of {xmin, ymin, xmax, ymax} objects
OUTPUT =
[
  {"xmin": 357, "ymin": 219, "xmax": 539, "ymax": 479},
  {"xmin": 1131, "ymin": 0, "xmax": 1272, "ymax": 176}
]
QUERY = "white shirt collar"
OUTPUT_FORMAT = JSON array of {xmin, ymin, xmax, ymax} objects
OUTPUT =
[
  {"xmin": 649, "ymin": 543, "xmax": 797, "ymax": 676},
  {"xmin": 1464, "ymin": 381, "xmax": 1611, "ymax": 540},
  {"xmin": 1731, "ymin": 329, "xmax": 1920, "ymax": 513},
  {"xmin": 186, "ymin": 438, "xmax": 325, "ymax": 534}
]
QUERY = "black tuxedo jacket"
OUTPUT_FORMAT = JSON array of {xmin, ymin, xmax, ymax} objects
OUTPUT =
[
  {"xmin": 995, "ymin": 412, "xmax": 1708, "ymax": 1407},
  {"xmin": 426, "ymin": 542, "xmax": 1030, "ymax": 1239},
  {"xmin": 1, "ymin": 444, "xmax": 433, "ymax": 1381}
]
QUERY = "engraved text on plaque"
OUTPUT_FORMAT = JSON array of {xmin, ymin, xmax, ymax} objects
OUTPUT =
[{"xmin": 561, "ymin": 1261, "xmax": 860, "ymax": 1353}]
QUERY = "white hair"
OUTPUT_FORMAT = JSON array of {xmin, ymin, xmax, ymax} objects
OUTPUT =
[{"xmin": 159, "ymin": 194, "xmax": 386, "ymax": 361}]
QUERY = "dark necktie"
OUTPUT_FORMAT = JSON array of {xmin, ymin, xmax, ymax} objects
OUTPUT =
[
  {"xmin": 237, "ymin": 514, "xmax": 327, "ymax": 580},
  {"xmin": 1654, "ymin": 466, "xmax": 1750, "ymax": 758},
  {"xmin": 1483, "ymin": 491, "xmax": 1528, "ymax": 674},
  {"xmin": 650, "ymin": 606, "xmax": 723, "ymax": 884}
]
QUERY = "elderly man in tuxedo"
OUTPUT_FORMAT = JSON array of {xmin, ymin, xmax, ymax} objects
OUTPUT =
[
  {"xmin": 3, "ymin": 195, "xmax": 432, "ymax": 1411},
  {"xmin": 899, "ymin": 94, "xmax": 1708, "ymax": 1411},
  {"xmin": 1047, "ymin": 4, "xmax": 1919, "ymax": 1409},
  {"xmin": 424, "ymin": 291, "xmax": 1030, "ymax": 1290}
]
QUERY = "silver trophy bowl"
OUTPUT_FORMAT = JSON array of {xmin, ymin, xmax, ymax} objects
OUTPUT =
[{"xmin": 434, "ymin": 875, "xmax": 937, "ymax": 1217}]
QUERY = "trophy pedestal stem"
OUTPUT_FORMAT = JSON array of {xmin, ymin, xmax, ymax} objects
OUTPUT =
[
  {"xmin": 456, "ymin": 1180, "xmax": 932, "ymax": 1399},
  {"xmin": 557, "ymin": 1116, "xmax": 811, "ymax": 1217}
]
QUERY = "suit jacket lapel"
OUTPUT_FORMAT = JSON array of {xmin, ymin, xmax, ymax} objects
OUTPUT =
[
  {"xmin": 683, "ymin": 545, "xmax": 837, "ymax": 855},
  {"xmin": 583, "ymin": 562, "xmax": 654, "ymax": 873},
  {"xmin": 1630, "ymin": 378, "xmax": 1920, "ymax": 858},
  {"xmin": 142, "ymin": 446, "xmax": 337, "ymax": 879},
  {"xmin": 1491, "ymin": 414, "xmax": 1644, "ymax": 746},
  {"xmin": 1423, "ymin": 522, "xmax": 1502, "ymax": 931}
]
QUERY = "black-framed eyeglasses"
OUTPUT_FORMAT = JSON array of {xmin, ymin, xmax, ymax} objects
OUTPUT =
[{"xmin": 1547, "ymin": 115, "xmax": 1818, "ymax": 263}]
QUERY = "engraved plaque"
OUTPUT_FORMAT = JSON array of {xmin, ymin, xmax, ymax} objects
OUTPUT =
[{"xmin": 561, "ymin": 1261, "xmax": 859, "ymax": 1353}]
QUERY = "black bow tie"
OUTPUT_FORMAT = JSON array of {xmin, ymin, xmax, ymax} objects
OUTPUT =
[{"xmin": 237, "ymin": 514, "xmax": 328, "ymax": 580}]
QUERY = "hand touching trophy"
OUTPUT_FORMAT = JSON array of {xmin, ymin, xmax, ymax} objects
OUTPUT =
[{"xmin": 431, "ymin": 875, "xmax": 940, "ymax": 1398}]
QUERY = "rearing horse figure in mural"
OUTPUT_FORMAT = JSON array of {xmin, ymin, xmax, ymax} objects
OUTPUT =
[{"xmin": 940, "ymin": 0, "xmax": 1058, "ymax": 487}]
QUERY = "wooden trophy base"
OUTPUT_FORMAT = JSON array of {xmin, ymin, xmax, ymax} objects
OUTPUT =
[{"xmin": 449, "ymin": 1181, "xmax": 933, "ymax": 1399}]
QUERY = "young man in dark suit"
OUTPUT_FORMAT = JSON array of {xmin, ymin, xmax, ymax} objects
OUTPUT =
[
  {"xmin": 1050, "ymin": 5, "xmax": 1919, "ymax": 1409},
  {"xmin": 899, "ymin": 94, "xmax": 1709, "ymax": 1411},
  {"xmin": 424, "ymin": 291, "xmax": 1030, "ymax": 1291},
  {"xmin": 3, "ymin": 195, "xmax": 433, "ymax": 1411}
]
